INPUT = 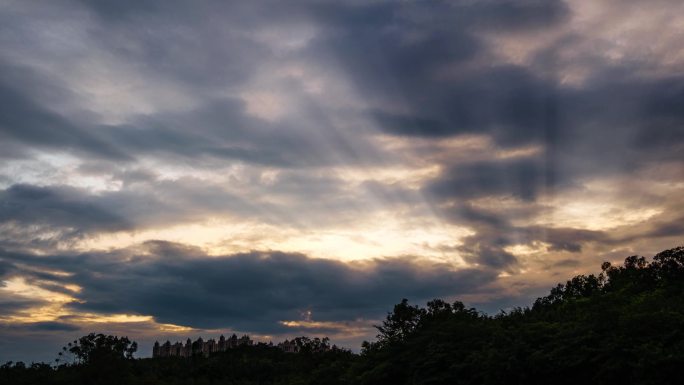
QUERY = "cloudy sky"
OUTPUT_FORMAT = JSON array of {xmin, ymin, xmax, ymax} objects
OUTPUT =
[{"xmin": 1, "ymin": 0, "xmax": 683, "ymax": 363}]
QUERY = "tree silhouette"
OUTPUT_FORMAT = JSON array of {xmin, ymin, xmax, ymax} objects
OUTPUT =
[{"xmin": 64, "ymin": 333, "xmax": 137, "ymax": 365}]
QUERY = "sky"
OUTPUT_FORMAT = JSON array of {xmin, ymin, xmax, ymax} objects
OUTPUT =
[{"xmin": 0, "ymin": 0, "xmax": 683, "ymax": 363}]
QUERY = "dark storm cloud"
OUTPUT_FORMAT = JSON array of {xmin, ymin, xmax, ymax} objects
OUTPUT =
[
  {"xmin": 345, "ymin": 19, "xmax": 684, "ymax": 174},
  {"xmin": 0, "ymin": 67, "xmax": 382, "ymax": 169},
  {"xmin": 0, "ymin": 4, "xmax": 313, "ymax": 165},
  {"xmin": 0, "ymin": 174, "xmax": 371, "ymax": 244},
  {"xmin": 0, "ymin": 68, "xmax": 352, "ymax": 167},
  {"xmin": 462, "ymin": 0, "xmax": 570, "ymax": 31},
  {"xmin": 371, "ymin": 66, "xmax": 684, "ymax": 168},
  {"xmin": 441, "ymin": 190, "xmax": 684, "ymax": 270},
  {"xmin": 68, "ymin": 248, "xmax": 495, "ymax": 332},
  {"xmin": 299, "ymin": 1, "xmax": 569, "ymax": 147},
  {"xmin": 645, "ymin": 219, "xmax": 684, "ymax": 239},
  {"xmin": 428, "ymin": 157, "xmax": 547, "ymax": 202},
  {"xmin": 0, "ymin": 298, "xmax": 43, "ymax": 315},
  {"xmin": 0, "ymin": 0, "xmax": 572, "ymax": 166},
  {"xmin": 0, "ymin": 78, "xmax": 129, "ymax": 161},
  {"xmin": 440, "ymin": 202, "xmax": 609, "ymax": 268},
  {"xmin": 75, "ymin": 0, "xmax": 271, "ymax": 88},
  {"xmin": 76, "ymin": 0, "xmax": 174, "ymax": 20},
  {"xmin": 403, "ymin": 69, "xmax": 684, "ymax": 268},
  {"xmin": 102, "ymin": 99, "xmax": 382, "ymax": 168},
  {"xmin": 614, "ymin": 212, "xmax": 684, "ymax": 243},
  {"xmin": 20, "ymin": 322, "xmax": 80, "ymax": 332},
  {"xmin": 369, "ymin": 66, "xmax": 557, "ymax": 147},
  {"xmin": 554, "ymin": 75, "xmax": 684, "ymax": 169},
  {"xmin": 1, "ymin": 242, "xmax": 497, "ymax": 332},
  {"xmin": 0, "ymin": 0, "xmax": 680, "ymax": 174},
  {"xmin": 307, "ymin": 0, "xmax": 568, "ymax": 91},
  {"xmin": 0, "ymin": 184, "xmax": 131, "ymax": 234},
  {"xmin": 0, "ymin": 259, "xmax": 11, "ymax": 277},
  {"xmin": 552, "ymin": 259, "xmax": 581, "ymax": 268}
]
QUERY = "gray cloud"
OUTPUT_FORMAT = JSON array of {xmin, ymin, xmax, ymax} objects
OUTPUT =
[
  {"xmin": 20, "ymin": 322, "xmax": 80, "ymax": 332},
  {"xmin": 437, "ymin": 202, "xmax": 610, "ymax": 269},
  {"xmin": 0, "ymin": 0, "xmax": 571, "ymax": 165},
  {"xmin": 369, "ymin": 67, "xmax": 557, "ymax": 147},
  {"xmin": 0, "ymin": 297, "xmax": 44, "ymax": 315},
  {"xmin": 0, "ymin": 184, "xmax": 132, "ymax": 235},
  {"xmin": 0, "ymin": 0, "xmax": 679, "ymax": 182},
  {"xmin": 0, "ymin": 78, "xmax": 129, "ymax": 161},
  {"xmin": 1, "ymin": 241, "xmax": 497, "ymax": 332},
  {"xmin": 428, "ymin": 157, "xmax": 548, "ymax": 202}
]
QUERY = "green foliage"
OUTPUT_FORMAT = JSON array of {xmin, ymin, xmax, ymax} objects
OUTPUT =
[
  {"xmin": 287, "ymin": 336, "xmax": 332, "ymax": 353},
  {"xmin": 351, "ymin": 246, "xmax": 684, "ymax": 385},
  {"xmin": 57, "ymin": 333, "xmax": 137, "ymax": 366},
  {"xmin": 3, "ymin": 246, "xmax": 684, "ymax": 384}
]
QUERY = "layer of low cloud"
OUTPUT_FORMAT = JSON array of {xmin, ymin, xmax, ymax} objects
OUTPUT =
[{"xmin": 1, "ymin": 242, "xmax": 496, "ymax": 330}]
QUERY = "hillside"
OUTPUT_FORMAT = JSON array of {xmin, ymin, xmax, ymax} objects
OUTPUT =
[{"xmin": 2, "ymin": 246, "xmax": 683, "ymax": 385}]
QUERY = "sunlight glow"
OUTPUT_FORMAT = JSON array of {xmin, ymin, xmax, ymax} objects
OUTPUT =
[
  {"xmin": 279, "ymin": 319, "xmax": 374, "ymax": 338},
  {"xmin": 80, "ymin": 213, "xmax": 471, "ymax": 264},
  {"xmin": 2, "ymin": 277, "xmax": 74, "ymax": 304}
]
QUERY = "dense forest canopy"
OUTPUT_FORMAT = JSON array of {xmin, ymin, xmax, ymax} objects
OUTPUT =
[{"xmin": 2, "ymin": 246, "xmax": 684, "ymax": 385}]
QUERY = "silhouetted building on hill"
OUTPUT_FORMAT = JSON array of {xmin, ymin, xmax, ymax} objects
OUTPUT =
[
  {"xmin": 153, "ymin": 334, "xmax": 253, "ymax": 358},
  {"xmin": 277, "ymin": 339, "xmax": 301, "ymax": 353},
  {"xmin": 153, "ymin": 335, "xmax": 334, "ymax": 358}
]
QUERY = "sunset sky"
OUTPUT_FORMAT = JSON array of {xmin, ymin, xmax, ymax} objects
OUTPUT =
[{"xmin": 1, "ymin": 0, "xmax": 683, "ymax": 363}]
